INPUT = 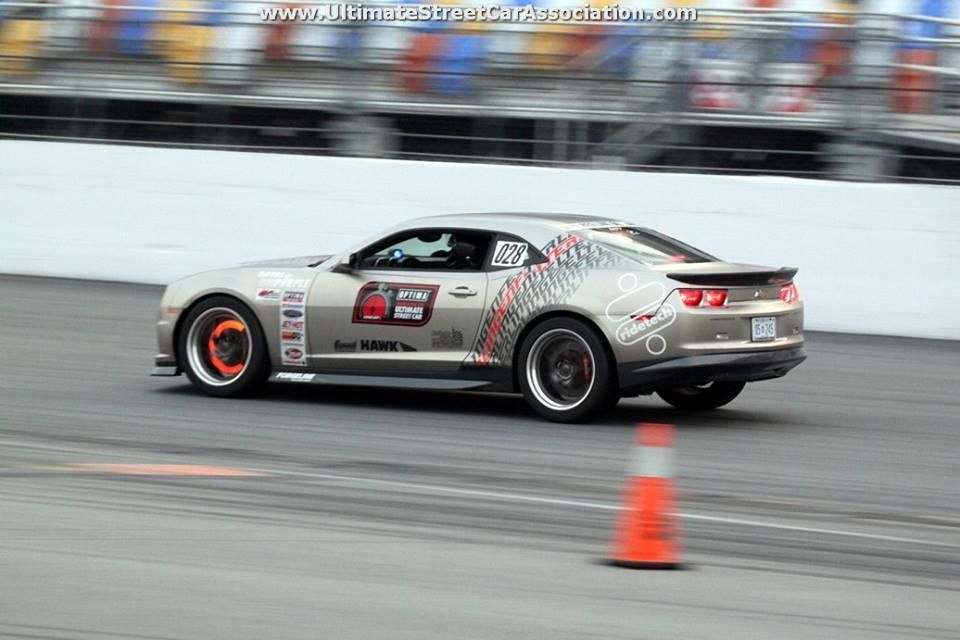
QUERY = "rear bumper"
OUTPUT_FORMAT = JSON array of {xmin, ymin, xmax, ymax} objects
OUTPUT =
[{"xmin": 618, "ymin": 347, "xmax": 807, "ymax": 395}]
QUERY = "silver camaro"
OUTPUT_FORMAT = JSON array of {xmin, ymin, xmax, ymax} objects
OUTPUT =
[{"xmin": 152, "ymin": 213, "xmax": 806, "ymax": 422}]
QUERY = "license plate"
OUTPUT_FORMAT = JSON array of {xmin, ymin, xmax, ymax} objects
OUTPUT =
[{"xmin": 751, "ymin": 317, "xmax": 777, "ymax": 342}]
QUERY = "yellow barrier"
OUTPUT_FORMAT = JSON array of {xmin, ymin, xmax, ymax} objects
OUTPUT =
[
  {"xmin": 155, "ymin": 0, "xmax": 213, "ymax": 83},
  {"xmin": 0, "ymin": 18, "xmax": 46, "ymax": 76}
]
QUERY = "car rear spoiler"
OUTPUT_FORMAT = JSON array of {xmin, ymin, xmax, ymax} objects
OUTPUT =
[{"xmin": 666, "ymin": 267, "xmax": 798, "ymax": 287}]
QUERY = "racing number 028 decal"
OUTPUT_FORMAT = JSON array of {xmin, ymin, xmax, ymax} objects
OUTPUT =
[
  {"xmin": 490, "ymin": 241, "xmax": 528, "ymax": 268},
  {"xmin": 353, "ymin": 282, "xmax": 440, "ymax": 327}
]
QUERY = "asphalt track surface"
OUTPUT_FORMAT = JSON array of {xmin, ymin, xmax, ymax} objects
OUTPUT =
[{"xmin": 1, "ymin": 275, "xmax": 958, "ymax": 639}]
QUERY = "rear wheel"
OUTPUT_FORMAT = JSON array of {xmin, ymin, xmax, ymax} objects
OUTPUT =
[
  {"xmin": 656, "ymin": 381, "xmax": 745, "ymax": 411},
  {"xmin": 517, "ymin": 317, "xmax": 618, "ymax": 423},
  {"xmin": 178, "ymin": 296, "xmax": 270, "ymax": 397}
]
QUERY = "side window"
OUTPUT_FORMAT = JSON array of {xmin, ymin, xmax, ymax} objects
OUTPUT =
[
  {"xmin": 360, "ymin": 230, "xmax": 493, "ymax": 271},
  {"xmin": 486, "ymin": 234, "xmax": 544, "ymax": 271}
]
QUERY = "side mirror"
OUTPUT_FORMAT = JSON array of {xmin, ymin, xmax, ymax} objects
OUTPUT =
[{"xmin": 332, "ymin": 252, "xmax": 360, "ymax": 274}]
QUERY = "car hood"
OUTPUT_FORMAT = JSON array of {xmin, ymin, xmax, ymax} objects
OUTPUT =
[{"xmin": 241, "ymin": 255, "xmax": 334, "ymax": 268}]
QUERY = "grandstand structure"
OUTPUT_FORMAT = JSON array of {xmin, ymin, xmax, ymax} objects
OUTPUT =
[{"xmin": 1, "ymin": 0, "xmax": 958, "ymax": 183}]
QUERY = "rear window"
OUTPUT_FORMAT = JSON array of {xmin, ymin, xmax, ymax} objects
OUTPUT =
[{"xmin": 574, "ymin": 227, "xmax": 716, "ymax": 265}]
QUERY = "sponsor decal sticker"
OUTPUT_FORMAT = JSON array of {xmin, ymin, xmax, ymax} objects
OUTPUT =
[
  {"xmin": 563, "ymin": 220, "xmax": 631, "ymax": 231},
  {"xmin": 605, "ymin": 274, "xmax": 676, "ymax": 354},
  {"xmin": 334, "ymin": 339, "xmax": 357, "ymax": 353},
  {"xmin": 431, "ymin": 328, "xmax": 465, "ymax": 349},
  {"xmin": 280, "ymin": 289, "xmax": 308, "ymax": 366},
  {"xmin": 359, "ymin": 339, "xmax": 416, "ymax": 352},
  {"xmin": 353, "ymin": 282, "xmax": 439, "ymax": 327},
  {"xmin": 275, "ymin": 372, "xmax": 316, "ymax": 382},
  {"xmin": 490, "ymin": 241, "xmax": 528, "ymax": 268},
  {"xmin": 256, "ymin": 288, "xmax": 282, "ymax": 300},
  {"xmin": 257, "ymin": 271, "xmax": 311, "ymax": 289}
]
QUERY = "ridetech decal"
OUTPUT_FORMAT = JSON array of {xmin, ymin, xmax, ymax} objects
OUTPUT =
[
  {"xmin": 353, "ymin": 282, "xmax": 439, "ymax": 327},
  {"xmin": 473, "ymin": 234, "xmax": 623, "ymax": 366},
  {"xmin": 604, "ymin": 274, "xmax": 677, "ymax": 355},
  {"xmin": 279, "ymin": 289, "xmax": 308, "ymax": 366}
]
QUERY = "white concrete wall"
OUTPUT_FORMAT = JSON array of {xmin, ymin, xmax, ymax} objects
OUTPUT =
[{"xmin": 2, "ymin": 140, "xmax": 958, "ymax": 338}]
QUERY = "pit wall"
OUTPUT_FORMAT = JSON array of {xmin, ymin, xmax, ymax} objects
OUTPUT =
[{"xmin": 3, "ymin": 140, "xmax": 958, "ymax": 338}]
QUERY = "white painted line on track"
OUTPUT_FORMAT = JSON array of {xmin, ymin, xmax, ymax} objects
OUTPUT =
[
  {"xmin": 247, "ymin": 466, "xmax": 960, "ymax": 549},
  {"xmin": 3, "ymin": 439, "xmax": 956, "ymax": 549}
]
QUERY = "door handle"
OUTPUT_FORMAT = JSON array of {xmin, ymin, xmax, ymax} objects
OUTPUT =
[{"xmin": 449, "ymin": 286, "xmax": 478, "ymax": 297}]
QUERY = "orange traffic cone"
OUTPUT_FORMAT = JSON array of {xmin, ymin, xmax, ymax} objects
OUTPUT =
[{"xmin": 609, "ymin": 423, "xmax": 681, "ymax": 569}]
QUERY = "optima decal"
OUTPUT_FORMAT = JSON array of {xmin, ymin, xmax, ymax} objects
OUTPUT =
[{"xmin": 353, "ymin": 282, "xmax": 439, "ymax": 327}]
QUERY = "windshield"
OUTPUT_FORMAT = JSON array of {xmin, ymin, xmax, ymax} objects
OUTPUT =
[{"xmin": 575, "ymin": 227, "xmax": 716, "ymax": 265}]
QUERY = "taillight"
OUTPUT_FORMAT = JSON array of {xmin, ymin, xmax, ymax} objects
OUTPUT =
[
  {"xmin": 780, "ymin": 283, "xmax": 800, "ymax": 303},
  {"xmin": 678, "ymin": 289, "xmax": 703, "ymax": 307},
  {"xmin": 705, "ymin": 289, "xmax": 728, "ymax": 307},
  {"xmin": 678, "ymin": 288, "xmax": 727, "ymax": 307}
]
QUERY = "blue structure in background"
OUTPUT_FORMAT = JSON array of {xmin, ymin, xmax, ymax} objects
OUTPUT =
[
  {"xmin": 115, "ymin": 0, "xmax": 159, "ymax": 55},
  {"xmin": 198, "ymin": 0, "xmax": 228, "ymax": 27},
  {"xmin": 599, "ymin": 25, "xmax": 637, "ymax": 77},
  {"xmin": 780, "ymin": 19, "xmax": 821, "ymax": 64},
  {"xmin": 901, "ymin": 0, "xmax": 951, "ymax": 50},
  {"xmin": 434, "ymin": 32, "xmax": 487, "ymax": 96}
]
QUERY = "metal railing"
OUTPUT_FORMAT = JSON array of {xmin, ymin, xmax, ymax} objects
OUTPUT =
[{"xmin": 0, "ymin": 3, "xmax": 958, "ymax": 183}]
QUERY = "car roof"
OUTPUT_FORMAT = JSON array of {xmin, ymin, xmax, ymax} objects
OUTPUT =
[
  {"xmin": 401, "ymin": 212, "xmax": 623, "ymax": 229},
  {"xmin": 347, "ymin": 212, "xmax": 635, "ymax": 255},
  {"xmin": 384, "ymin": 212, "xmax": 631, "ymax": 245}
]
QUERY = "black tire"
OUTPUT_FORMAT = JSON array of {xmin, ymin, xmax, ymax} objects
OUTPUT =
[
  {"xmin": 656, "ymin": 381, "xmax": 745, "ymax": 411},
  {"xmin": 177, "ymin": 295, "xmax": 270, "ymax": 398},
  {"xmin": 517, "ymin": 317, "xmax": 619, "ymax": 423}
]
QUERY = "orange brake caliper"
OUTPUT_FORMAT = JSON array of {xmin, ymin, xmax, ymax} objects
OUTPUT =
[{"xmin": 207, "ymin": 319, "xmax": 246, "ymax": 375}]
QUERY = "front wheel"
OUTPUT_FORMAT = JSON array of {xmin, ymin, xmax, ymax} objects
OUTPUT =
[
  {"xmin": 656, "ymin": 381, "xmax": 745, "ymax": 411},
  {"xmin": 517, "ymin": 317, "xmax": 618, "ymax": 423},
  {"xmin": 178, "ymin": 296, "xmax": 270, "ymax": 398}
]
